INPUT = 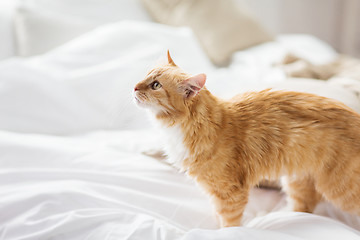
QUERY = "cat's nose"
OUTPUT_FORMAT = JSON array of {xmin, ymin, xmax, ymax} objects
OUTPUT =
[{"xmin": 134, "ymin": 87, "xmax": 139, "ymax": 91}]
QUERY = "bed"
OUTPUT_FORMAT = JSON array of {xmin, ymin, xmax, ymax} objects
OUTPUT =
[{"xmin": 1, "ymin": 1, "xmax": 360, "ymax": 240}]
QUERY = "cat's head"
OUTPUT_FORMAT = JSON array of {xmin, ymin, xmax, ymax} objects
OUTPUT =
[{"xmin": 133, "ymin": 51, "xmax": 206, "ymax": 118}]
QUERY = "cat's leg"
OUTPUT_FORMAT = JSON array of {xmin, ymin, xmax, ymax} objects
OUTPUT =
[
  {"xmin": 316, "ymin": 158, "xmax": 360, "ymax": 215},
  {"xmin": 282, "ymin": 175, "xmax": 322, "ymax": 213},
  {"xmin": 211, "ymin": 185, "xmax": 250, "ymax": 227}
]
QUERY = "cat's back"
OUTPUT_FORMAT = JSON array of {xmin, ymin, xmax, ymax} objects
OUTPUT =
[
  {"xmin": 229, "ymin": 89, "xmax": 360, "ymax": 124},
  {"xmin": 225, "ymin": 89, "xmax": 360, "ymax": 153}
]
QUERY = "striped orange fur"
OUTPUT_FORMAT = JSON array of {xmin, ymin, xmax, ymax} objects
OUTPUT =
[{"xmin": 134, "ymin": 51, "xmax": 360, "ymax": 227}]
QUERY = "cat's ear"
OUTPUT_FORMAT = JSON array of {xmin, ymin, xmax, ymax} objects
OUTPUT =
[
  {"xmin": 180, "ymin": 74, "xmax": 206, "ymax": 98},
  {"xmin": 167, "ymin": 50, "xmax": 177, "ymax": 67}
]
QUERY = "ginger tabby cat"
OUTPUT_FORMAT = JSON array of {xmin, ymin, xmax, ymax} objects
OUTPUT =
[{"xmin": 134, "ymin": 51, "xmax": 360, "ymax": 227}]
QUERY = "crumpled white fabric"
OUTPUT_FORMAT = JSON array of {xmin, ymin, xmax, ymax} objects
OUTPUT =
[
  {"xmin": 0, "ymin": 130, "xmax": 213, "ymax": 239},
  {"xmin": 184, "ymin": 212, "xmax": 360, "ymax": 240}
]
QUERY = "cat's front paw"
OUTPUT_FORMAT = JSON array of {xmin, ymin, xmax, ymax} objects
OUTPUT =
[
  {"xmin": 217, "ymin": 213, "xmax": 242, "ymax": 228},
  {"xmin": 220, "ymin": 219, "xmax": 242, "ymax": 228}
]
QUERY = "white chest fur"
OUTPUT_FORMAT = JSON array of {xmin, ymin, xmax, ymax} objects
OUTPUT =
[
  {"xmin": 148, "ymin": 111, "xmax": 190, "ymax": 171},
  {"xmin": 160, "ymin": 125, "xmax": 189, "ymax": 171}
]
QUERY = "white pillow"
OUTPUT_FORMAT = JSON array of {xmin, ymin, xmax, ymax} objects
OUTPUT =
[
  {"xmin": 14, "ymin": 0, "xmax": 152, "ymax": 56},
  {"xmin": 0, "ymin": 21, "xmax": 211, "ymax": 134}
]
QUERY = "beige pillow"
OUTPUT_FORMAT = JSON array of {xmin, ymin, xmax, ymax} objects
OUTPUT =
[{"xmin": 141, "ymin": 0, "xmax": 273, "ymax": 66}]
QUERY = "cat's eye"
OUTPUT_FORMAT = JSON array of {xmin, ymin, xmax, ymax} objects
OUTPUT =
[{"xmin": 151, "ymin": 81, "xmax": 162, "ymax": 90}]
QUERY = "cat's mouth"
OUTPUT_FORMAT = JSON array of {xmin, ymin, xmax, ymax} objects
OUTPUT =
[
  {"xmin": 134, "ymin": 95, "xmax": 148, "ymax": 108},
  {"xmin": 134, "ymin": 96, "xmax": 143, "ymax": 105}
]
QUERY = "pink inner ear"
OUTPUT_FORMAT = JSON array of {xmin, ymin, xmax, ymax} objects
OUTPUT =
[
  {"xmin": 182, "ymin": 74, "xmax": 207, "ymax": 98},
  {"xmin": 187, "ymin": 74, "xmax": 206, "ymax": 90}
]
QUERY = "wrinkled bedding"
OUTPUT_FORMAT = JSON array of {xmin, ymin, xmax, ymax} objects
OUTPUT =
[{"xmin": 1, "ymin": 21, "xmax": 360, "ymax": 239}]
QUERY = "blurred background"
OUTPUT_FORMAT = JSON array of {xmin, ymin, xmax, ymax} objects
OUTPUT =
[
  {"xmin": 0, "ymin": 0, "xmax": 359, "ymax": 62},
  {"xmin": 244, "ymin": 0, "xmax": 360, "ymax": 58}
]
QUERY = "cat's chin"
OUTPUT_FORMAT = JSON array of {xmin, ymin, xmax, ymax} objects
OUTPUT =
[
  {"xmin": 148, "ymin": 107, "xmax": 166, "ymax": 117},
  {"xmin": 134, "ymin": 97, "xmax": 148, "ymax": 109},
  {"xmin": 133, "ymin": 97, "xmax": 164, "ymax": 116}
]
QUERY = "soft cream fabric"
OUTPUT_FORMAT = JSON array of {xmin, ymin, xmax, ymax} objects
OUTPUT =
[
  {"xmin": 280, "ymin": 54, "xmax": 360, "ymax": 81},
  {"xmin": 279, "ymin": 53, "xmax": 360, "ymax": 99},
  {"xmin": 141, "ymin": 0, "xmax": 273, "ymax": 66}
]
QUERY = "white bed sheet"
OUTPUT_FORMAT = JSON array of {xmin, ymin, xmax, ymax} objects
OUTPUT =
[
  {"xmin": 1, "ymin": 129, "xmax": 360, "ymax": 240},
  {"xmin": 1, "ymin": 21, "xmax": 360, "ymax": 239}
]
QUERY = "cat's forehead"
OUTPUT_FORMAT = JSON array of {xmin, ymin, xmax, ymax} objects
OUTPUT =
[
  {"xmin": 145, "ymin": 66, "xmax": 176, "ymax": 82},
  {"xmin": 145, "ymin": 68, "xmax": 165, "ymax": 80},
  {"xmin": 145, "ymin": 66, "xmax": 189, "ymax": 83}
]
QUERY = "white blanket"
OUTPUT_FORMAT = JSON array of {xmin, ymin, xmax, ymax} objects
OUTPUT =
[
  {"xmin": 2, "ymin": 130, "xmax": 360, "ymax": 239},
  {"xmin": 1, "ymin": 21, "xmax": 360, "ymax": 239}
]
